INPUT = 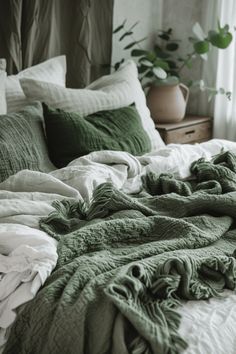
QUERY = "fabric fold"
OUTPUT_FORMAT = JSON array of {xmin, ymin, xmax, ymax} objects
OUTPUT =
[{"xmin": 0, "ymin": 225, "xmax": 57, "ymax": 348}]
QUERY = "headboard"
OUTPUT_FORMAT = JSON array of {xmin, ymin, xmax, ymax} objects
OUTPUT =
[{"xmin": 0, "ymin": 58, "xmax": 6, "ymax": 71}]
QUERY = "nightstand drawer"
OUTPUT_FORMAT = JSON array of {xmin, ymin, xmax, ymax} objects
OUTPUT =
[
  {"xmin": 163, "ymin": 121, "xmax": 212, "ymax": 144},
  {"xmin": 156, "ymin": 116, "xmax": 213, "ymax": 144}
]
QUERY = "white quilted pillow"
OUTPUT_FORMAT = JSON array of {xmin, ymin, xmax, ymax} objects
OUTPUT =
[
  {"xmin": 0, "ymin": 71, "xmax": 6, "ymax": 114},
  {"xmin": 20, "ymin": 60, "xmax": 165, "ymax": 151},
  {"xmin": 6, "ymin": 56, "xmax": 66, "ymax": 113}
]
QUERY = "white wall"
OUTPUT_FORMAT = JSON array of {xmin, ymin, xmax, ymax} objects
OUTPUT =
[
  {"xmin": 162, "ymin": 0, "xmax": 204, "ymax": 113},
  {"xmin": 112, "ymin": 0, "xmax": 163, "ymax": 66},
  {"xmin": 112, "ymin": 0, "xmax": 213, "ymax": 115}
]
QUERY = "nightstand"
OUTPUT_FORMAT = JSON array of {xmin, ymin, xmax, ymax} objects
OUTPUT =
[{"xmin": 155, "ymin": 115, "xmax": 213, "ymax": 144}]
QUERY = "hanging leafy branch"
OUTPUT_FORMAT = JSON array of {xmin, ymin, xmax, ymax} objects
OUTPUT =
[{"xmin": 113, "ymin": 20, "xmax": 234, "ymax": 99}]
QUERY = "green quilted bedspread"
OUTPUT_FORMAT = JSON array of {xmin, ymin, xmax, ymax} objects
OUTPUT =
[{"xmin": 4, "ymin": 151, "xmax": 236, "ymax": 354}]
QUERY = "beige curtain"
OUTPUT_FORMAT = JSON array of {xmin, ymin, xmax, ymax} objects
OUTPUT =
[
  {"xmin": 213, "ymin": 0, "xmax": 236, "ymax": 140},
  {"xmin": 0, "ymin": 0, "xmax": 114, "ymax": 87}
]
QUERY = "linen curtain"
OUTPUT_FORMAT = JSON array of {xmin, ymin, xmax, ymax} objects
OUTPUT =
[
  {"xmin": 195, "ymin": 0, "xmax": 236, "ymax": 140},
  {"xmin": 0, "ymin": 0, "xmax": 114, "ymax": 87},
  {"xmin": 213, "ymin": 0, "xmax": 236, "ymax": 140}
]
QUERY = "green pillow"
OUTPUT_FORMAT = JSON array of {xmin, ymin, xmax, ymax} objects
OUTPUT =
[
  {"xmin": 43, "ymin": 104, "xmax": 151, "ymax": 168},
  {"xmin": 0, "ymin": 102, "xmax": 55, "ymax": 182}
]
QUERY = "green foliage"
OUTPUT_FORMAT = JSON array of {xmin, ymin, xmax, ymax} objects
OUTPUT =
[
  {"xmin": 113, "ymin": 20, "xmax": 234, "ymax": 99},
  {"xmin": 194, "ymin": 40, "xmax": 210, "ymax": 54}
]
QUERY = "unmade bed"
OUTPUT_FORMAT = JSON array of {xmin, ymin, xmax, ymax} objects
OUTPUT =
[{"xmin": 1, "ymin": 57, "xmax": 236, "ymax": 354}]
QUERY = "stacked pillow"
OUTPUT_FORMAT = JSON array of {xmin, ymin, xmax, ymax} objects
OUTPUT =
[
  {"xmin": 43, "ymin": 103, "xmax": 152, "ymax": 168},
  {"xmin": 0, "ymin": 102, "xmax": 55, "ymax": 182},
  {"xmin": 0, "ymin": 56, "xmax": 67, "ymax": 181},
  {"xmin": 6, "ymin": 56, "xmax": 66, "ymax": 113},
  {"xmin": 20, "ymin": 60, "xmax": 165, "ymax": 151},
  {"xmin": 0, "ymin": 58, "xmax": 165, "ymax": 182}
]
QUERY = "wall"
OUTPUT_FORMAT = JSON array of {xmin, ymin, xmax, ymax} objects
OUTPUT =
[
  {"xmin": 112, "ymin": 0, "xmax": 214, "ymax": 115},
  {"xmin": 162, "ymin": 0, "xmax": 204, "ymax": 114},
  {"xmin": 162, "ymin": 0, "xmax": 220, "ymax": 115},
  {"xmin": 112, "ymin": 0, "xmax": 163, "ymax": 66}
]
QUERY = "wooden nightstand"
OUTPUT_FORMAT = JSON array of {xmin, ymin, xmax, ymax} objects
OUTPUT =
[{"xmin": 155, "ymin": 115, "xmax": 213, "ymax": 144}]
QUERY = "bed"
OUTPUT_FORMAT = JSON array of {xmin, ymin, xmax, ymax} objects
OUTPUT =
[{"xmin": 1, "ymin": 56, "xmax": 236, "ymax": 354}]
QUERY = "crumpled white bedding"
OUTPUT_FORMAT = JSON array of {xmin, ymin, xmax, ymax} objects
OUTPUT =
[
  {"xmin": 0, "ymin": 225, "xmax": 57, "ymax": 348},
  {"xmin": 1, "ymin": 138, "xmax": 236, "ymax": 353},
  {"xmin": 179, "ymin": 290, "xmax": 236, "ymax": 354}
]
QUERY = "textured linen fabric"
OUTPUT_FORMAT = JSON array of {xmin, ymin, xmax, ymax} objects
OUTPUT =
[
  {"xmin": 4, "ymin": 151, "xmax": 236, "ymax": 354},
  {"xmin": 43, "ymin": 104, "xmax": 152, "ymax": 168},
  {"xmin": 6, "ymin": 56, "xmax": 66, "ymax": 113},
  {"xmin": 178, "ymin": 290, "xmax": 236, "ymax": 354},
  {"xmin": 0, "ymin": 102, "xmax": 55, "ymax": 182},
  {"xmin": 0, "ymin": 224, "xmax": 58, "ymax": 348},
  {"xmin": 1, "ymin": 142, "xmax": 236, "ymax": 352},
  {"xmin": 0, "ymin": 71, "xmax": 6, "ymax": 114},
  {"xmin": 0, "ymin": 0, "xmax": 113, "ymax": 88},
  {"xmin": 20, "ymin": 60, "xmax": 165, "ymax": 151}
]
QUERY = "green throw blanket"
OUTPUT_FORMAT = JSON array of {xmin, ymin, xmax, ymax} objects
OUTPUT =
[{"xmin": 4, "ymin": 151, "xmax": 236, "ymax": 354}]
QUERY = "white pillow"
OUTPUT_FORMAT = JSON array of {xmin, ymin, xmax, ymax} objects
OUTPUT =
[
  {"xmin": 20, "ymin": 60, "xmax": 165, "ymax": 151},
  {"xmin": 0, "ymin": 71, "xmax": 6, "ymax": 114},
  {"xmin": 6, "ymin": 56, "xmax": 66, "ymax": 113}
]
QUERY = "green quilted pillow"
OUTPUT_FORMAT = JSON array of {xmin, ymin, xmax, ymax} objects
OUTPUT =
[
  {"xmin": 0, "ymin": 102, "xmax": 55, "ymax": 182},
  {"xmin": 43, "ymin": 104, "xmax": 151, "ymax": 168}
]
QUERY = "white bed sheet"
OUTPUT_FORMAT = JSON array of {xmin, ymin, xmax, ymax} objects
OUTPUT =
[{"xmin": 179, "ymin": 290, "xmax": 236, "ymax": 354}]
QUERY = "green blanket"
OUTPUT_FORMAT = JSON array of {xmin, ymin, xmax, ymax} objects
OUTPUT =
[{"xmin": 4, "ymin": 151, "xmax": 236, "ymax": 354}]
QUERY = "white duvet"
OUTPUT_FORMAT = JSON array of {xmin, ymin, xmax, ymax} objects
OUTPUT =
[{"xmin": 1, "ymin": 138, "xmax": 236, "ymax": 353}]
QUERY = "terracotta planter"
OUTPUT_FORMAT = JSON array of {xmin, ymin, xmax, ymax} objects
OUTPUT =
[{"xmin": 146, "ymin": 83, "xmax": 189, "ymax": 123}]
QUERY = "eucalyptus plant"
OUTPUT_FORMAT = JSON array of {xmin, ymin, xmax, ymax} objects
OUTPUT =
[{"xmin": 113, "ymin": 20, "xmax": 233, "ymax": 100}]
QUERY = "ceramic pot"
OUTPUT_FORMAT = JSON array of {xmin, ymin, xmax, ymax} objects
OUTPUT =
[{"xmin": 146, "ymin": 83, "xmax": 189, "ymax": 123}]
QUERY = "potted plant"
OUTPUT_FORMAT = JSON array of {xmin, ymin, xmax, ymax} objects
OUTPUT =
[{"xmin": 113, "ymin": 21, "xmax": 233, "ymax": 123}]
